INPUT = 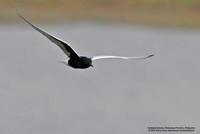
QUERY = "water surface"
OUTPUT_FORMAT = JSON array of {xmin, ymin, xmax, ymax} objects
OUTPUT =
[{"xmin": 0, "ymin": 23, "xmax": 199, "ymax": 134}]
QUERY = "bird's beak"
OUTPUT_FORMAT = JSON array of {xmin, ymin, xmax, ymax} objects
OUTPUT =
[{"xmin": 91, "ymin": 64, "xmax": 94, "ymax": 68}]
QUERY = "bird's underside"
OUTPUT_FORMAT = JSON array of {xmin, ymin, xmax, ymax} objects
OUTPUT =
[
  {"xmin": 67, "ymin": 56, "xmax": 92, "ymax": 69},
  {"xmin": 18, "ymin": 14, "xmax": 154, "ymax": 69}
]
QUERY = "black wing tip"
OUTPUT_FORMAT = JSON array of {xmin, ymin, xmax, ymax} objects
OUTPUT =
[
  {"xmin": 148, "ymin": 54, "xmax": 155, "ymax": 57},
  {"xmin": 146, "ymin": 54, "xmax": 154, "ymax": 59},
  {"xmin": 17, "ymin": 13, "xmax": 25, "ymax": 20},
  {"xmin": 16, "ymin": 13, "xmax": 22, "ymax": 17},
  {"xmin": 17, "ymin": 13, "xmax": 30, "ymax": 24}
]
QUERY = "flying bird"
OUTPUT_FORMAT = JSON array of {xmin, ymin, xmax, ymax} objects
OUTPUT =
[{"xmin": 18, "ymin": 14, "xmax": 154, "ymax": 69}]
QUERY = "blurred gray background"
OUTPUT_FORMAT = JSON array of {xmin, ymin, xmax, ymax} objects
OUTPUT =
[
  {"xmin": 0, "ymin": 0, "xmax": 200, "ymax": 133},
  {"xmin": 0, "ymin": 23, "xmax": 199, "ymax": 134}
]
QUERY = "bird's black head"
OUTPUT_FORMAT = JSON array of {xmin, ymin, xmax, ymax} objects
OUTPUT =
[{"xmin": 79, "ymin": 56, "xmax": 93, "ymax": 68}]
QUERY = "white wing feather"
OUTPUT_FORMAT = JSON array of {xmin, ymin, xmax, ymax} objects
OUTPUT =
[{"xmin": 92, "ymin": 54, "xmax": 154, "ymax": 61}]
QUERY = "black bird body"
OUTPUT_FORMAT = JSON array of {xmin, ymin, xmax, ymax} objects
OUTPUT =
[
  {"xmin": 18, "ymin": 14, "xmax": 154, "ymax": 69},
  {"xmin": 68, "ymin": 56, "xmax": 92, "ymax": 69}
]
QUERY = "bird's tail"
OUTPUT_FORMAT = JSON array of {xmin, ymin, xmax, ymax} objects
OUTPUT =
[{"xmin": 58, "ymin": 61, "xmax": 69, "ymax": 66}]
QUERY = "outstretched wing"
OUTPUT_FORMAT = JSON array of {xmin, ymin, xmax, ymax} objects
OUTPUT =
[
  {"xmin": 92, "ymin": 54, "xmax": 154, "ymax": 61},
  {"xmin": 18, "ymin": 14, "xmax": 80, "ymax": 60}
]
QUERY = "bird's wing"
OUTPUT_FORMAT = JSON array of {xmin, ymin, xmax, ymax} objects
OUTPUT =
[
  {"xmin": 92, "ymin": 54, "xmax": 154, "ymax": 61},
  {"xmin": 18, "ymin": 14, "xmax": 80, "ymax": 60}
]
